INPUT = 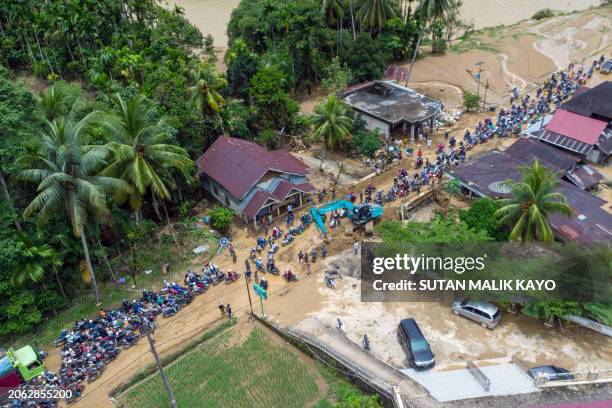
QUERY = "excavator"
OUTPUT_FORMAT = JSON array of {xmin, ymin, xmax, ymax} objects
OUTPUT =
[{"xmin": 310, "ymin": 200, "xmax": 383, "ymax": 236}]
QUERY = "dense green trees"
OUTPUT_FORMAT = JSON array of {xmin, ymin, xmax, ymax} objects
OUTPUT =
[
  {"xmin": 459, "ymin": 197, "xmax": 508, "ymax": 241},
  {"xmin": 357, "ymin": 0, "xmax": 399, "ymax": 35},
  {"xmin": 249, "ymin": 65, "xmax": 299, "ymax": 131},
  {"xmin": 19, "ymin": 114, "xmax": 130, "ymax": 304},
  {"xmin": 227, "ymin": 0, "xmax": 420, "ymax": 91}
]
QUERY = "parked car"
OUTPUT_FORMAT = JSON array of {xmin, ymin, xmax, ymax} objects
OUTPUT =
[
  {"xmin": 397, "ymin": 318, "xmax": 435, "ymax": 369},
  {"xmin": 601, "ymin": 60, "xmax": 612, "ymax": 74},
  {"xmin": 527, "ymin": 365, "xmax": 574, "ymax": 382},
  {"xmin": 451, "ymin": 298, "xmax": 500, "ymax": 329}
]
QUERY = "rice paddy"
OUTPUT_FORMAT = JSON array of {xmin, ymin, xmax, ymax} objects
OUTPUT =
[{"xmin": 118, "ymin": 327, "xmax": 322, "ymax": 408}]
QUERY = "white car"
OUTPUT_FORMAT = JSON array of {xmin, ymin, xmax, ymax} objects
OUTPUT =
[{"xmin": 451, "ymin": 298, "xmax": 500, "ymax": 329}]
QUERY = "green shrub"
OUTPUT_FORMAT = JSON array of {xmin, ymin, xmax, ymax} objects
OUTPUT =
[
  {"xmin": 209, "ymin": 205, "xmax": 234, "ymax": 232},
  {"xmin": 257, "ymin": 128, "xmax": 280, "ymax": 149},
  {"xmin": 463, "ymin": 90, "xmax": 480, "ymax": 112},
  {"xmin": 351, "ymin": 129, "xmax": 382, "ymax": 158},
  {"xmin": 532, "ymin": 9, "xmax": 556, "ymax": 20}
]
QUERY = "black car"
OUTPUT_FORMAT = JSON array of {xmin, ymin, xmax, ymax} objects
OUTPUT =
[
  {"xmin": 397, "ymin": 318, "xmax": 435, "ymax": 369},
  {"xmin": 527, "ymin": 365, "xmax": 574, "ymax": 382}
]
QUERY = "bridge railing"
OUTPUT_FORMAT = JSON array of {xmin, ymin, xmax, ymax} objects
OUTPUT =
[{"xmin": 466, "ymin": 360, "xmax": 491, "ymax": 392}]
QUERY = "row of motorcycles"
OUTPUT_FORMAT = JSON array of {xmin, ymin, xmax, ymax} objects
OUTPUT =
[
  {"xmin": 44, "ymin": 278, "xmax": 200, "ymax": 405},
  {"xmin": 6, "ymin": 372, "xmax": 84, "ymax": 407},
  {"xmin": 183, "ymin": 265, "xmax": 241, "ymax": 295}
]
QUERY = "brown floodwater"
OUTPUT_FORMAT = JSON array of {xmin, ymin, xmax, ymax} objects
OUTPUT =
[{"xmin": 168, "ymin": 0, "xmax": 602, "ymax": 46}]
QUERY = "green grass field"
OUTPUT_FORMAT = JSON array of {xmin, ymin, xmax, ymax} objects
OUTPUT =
[{"xmin": 118, "ymin": 328, "xmax": 322, "ymax": 408}]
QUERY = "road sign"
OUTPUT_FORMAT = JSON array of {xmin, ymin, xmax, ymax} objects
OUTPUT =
[
  {"xmin": 253, "ymin": 283, "xmax": 267, "ymax": 300},
  {"xmin": 219, "ymin": 237, "xmax": 229, "ymax": 247}
]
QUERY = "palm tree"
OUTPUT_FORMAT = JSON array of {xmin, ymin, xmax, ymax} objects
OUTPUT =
[
  {"xmin": 357, "ymin": 0, "xmax": 399, "ymax": 35},
  {"xmin": 19, "ymin": 115, "xmax": 129, "ymax": 304},
  {"xmin": 407, "ymin": 0, "xmax": 451, "ymax": 81},
  {"xmin": 418, "ymin": 0, "xmax": 450, "ymax": 21},
  {"xmin": 102, "ymin": 94, "xmax": 193, "ymax": 223},
  {"xmin": 37, "ymin": 83, "xmax": 81, "ymax": 122},
  {"xmin": 320, "ymin": 0, "xmax": 346, "ymax": 27},
  {"xmin": 190, "ymin": 63, "xmax": 228, "ymax": 126},
  {"xmin": 12, "ymin": 238, "xmax": 61, "ymax": 287},
  {"xmin": 494, "ymin": 160, "xmax": 573, "ymax": 243},
  {"xmin": 311, "ymin": 95, "xmax": 352, "ymax": 170}
]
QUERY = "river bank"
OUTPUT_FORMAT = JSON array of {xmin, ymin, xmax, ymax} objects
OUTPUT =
[{"xmin": 168, "ymin": 0, "xmax": 603, "ymax": 46}]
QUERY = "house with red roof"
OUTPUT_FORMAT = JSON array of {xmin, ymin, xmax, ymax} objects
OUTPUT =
[
  {"xmin": 536, "ymin": 81, "xmax": 612, "ymax": 163},
  {"xmin": 196, "ymin": 136, "xmax": 315, "ymax": 227}
]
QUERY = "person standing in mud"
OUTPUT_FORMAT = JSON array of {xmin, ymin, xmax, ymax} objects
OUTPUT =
[
  {"xmin": 245, "ymin": 258, "xmax": 251, "ymax": 280},
  {"xmin": 229, "ymin": 243, "xmax": 236, "ymax": 263},
  {"xmin": 218, "ymin": 301, "xmax": 225, "ymax": 316}
]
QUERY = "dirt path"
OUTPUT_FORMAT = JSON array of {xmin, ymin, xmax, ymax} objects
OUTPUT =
[{"xmin": 59, "ymin": 140, "xmax": 610, "ymax": 406}]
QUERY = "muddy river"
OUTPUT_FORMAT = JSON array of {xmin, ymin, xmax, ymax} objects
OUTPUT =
[{"xmin": 167, "ymin": 0, "xmax": 602, "ymax": 46}]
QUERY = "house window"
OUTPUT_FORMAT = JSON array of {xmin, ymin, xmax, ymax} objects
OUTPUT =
[{"xmin": 225, "ymin": 193, "xmax": 230, "ymax": 206}]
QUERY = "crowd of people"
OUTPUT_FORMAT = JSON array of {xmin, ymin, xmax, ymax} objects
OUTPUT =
[
  {"xmin": 356, "ymin": 57, "xmax": 605, "ymax": 207},
  {"xmin": 465, "ymin": 59, "xmax": 598, "ymax": 147},
  {"xmin": 7, "ymin": 56, "xmax": 606, "ymax": 407}
]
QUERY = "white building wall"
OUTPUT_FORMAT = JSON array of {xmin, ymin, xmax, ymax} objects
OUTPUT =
[{"xmin": 360, "ymin": 114, "xmax": 390, "ymax": 139}]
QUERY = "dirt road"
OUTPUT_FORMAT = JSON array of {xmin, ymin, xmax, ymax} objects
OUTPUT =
[{"xmin": 56, "ymin": 142, "xmax": 611, "ymax": 407}]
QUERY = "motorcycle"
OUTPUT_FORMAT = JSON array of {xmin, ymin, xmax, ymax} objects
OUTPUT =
[
  {"xmin": 324, "ymin": 276, "xmax": 336, "ymax": 289},
  {"xmin": 162, "ymin": 304, "xmax": 178, "ymax": 318},
  {"xmin": 55, "ymin": 329, "xmax": 70, "ymax": 347},
  {"xmin": 225, "ymin": 271, "xmax": 241, "ymax": 284},
  {"xmin": 282, "ymin": 271, "xmax": 298, "ymax": 282},
  {"xmin": 271, "ymin": 227, "xmax": 283, "ymax": 240},
  {"xmin": 281, "ymin": 234, "xmax": 294, "ymax": 246}
]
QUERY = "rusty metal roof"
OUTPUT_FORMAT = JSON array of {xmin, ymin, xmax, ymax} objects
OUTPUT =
[
  {"xmin": 196, "ymin": 136, "xmax": 310, "ymax": 199},
  {"xmin": 449, "ymin": 148, "xmax": 612, "ymax": 244}
]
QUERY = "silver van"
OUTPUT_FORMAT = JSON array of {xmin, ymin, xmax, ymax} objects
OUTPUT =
[{"xmin": 451, "ymin": 298, "xmax": 500, "ymax": 329}]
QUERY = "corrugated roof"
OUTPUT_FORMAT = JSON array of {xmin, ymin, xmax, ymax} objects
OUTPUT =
[
  {"xmin": 545, "ymin": 109, "xmax": 607, "ymax": 145},
  {"xmin": 449, "ymin": 149, "xmax": 612, "ymax": 244},
  {"xmin": 538, "ymin": 129, "xmax": 593, "ymax": 154},
  {"xmin": 293, "ymin": 182, "xmax": 316, "ymax": 192},
  {"xmin": 566, "ymin": 165, "xmax": 604, "ymax": 190},
  {"xmin": 561, "ymin": 81, "xmax": 612, "ymax": 120},
  {"xmin": 597, "ymin": 128, "xmax": 612, "ymax": 155},
  {"xmin": 196, "ymin": 136, "xmax": 310, "ymax": 199},
  {"xmin": 272, "ymin": 180, "xmax": 294, "ymax": 201},
  {"xmin": 243, "ymin": 190, "xmax": 279, "ymax": 219},
  {"xmin": 505, "ymin": 139, "xmax": 578, "ymax": 172}
]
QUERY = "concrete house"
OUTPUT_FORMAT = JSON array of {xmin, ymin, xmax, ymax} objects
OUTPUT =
[{"xmin": 342, "ymin": 81, "xmax": 441, "ymax": 141}]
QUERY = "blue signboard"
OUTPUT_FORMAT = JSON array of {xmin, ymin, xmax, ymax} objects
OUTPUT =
[{"xmin": 253, "ymin": 283, "xmax": 267, "ymax": 300}]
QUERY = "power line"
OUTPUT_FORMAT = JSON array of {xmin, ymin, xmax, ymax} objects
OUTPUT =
[{"xmin": 75, "ymin": 271, "xmax": 322, "ymax": 403}]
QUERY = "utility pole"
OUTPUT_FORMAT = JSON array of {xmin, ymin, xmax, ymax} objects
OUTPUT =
[
  {"xmin": 244, "ymin": 270, "xmax": 254, "ymax": 320},
  {"xmin": 482, "ymin": 79, "xmax": 489, "ymax": 111},
  {"xmin": 142, "ymin": 323, "xmax": 177, "ymax": 408},
  {"xmin": 474, "ymin": 61, "xmax": 485, "ymax": 98},
  {"xmin": 406, "ymin": 31, "xmax": 422, "ymax": 85}
]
